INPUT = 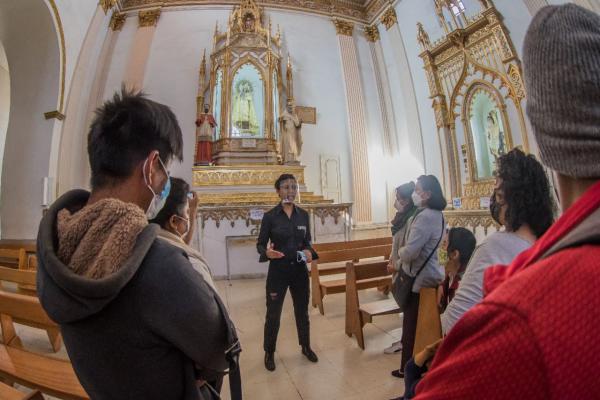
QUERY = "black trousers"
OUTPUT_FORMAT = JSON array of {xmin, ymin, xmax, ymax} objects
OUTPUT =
[
  {"xmin": 263, "ymin": 261, "xmax": 310, "ymax": 353},
  {"xmin": 401, "ymin": 292, "xmax": 420, "ymax": 371}
]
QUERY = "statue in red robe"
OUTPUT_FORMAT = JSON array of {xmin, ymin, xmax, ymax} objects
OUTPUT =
[{"xmin": 195, "ymin": 104, "xmax": 217, "ymax": 166}]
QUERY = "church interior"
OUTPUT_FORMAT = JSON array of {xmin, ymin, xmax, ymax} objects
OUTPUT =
[{"xmin": 0, "ymin": 0, "xmax": 599, "ymax": 399}]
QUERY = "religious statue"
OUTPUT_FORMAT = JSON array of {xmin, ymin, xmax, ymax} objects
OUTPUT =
[
  {"xmin": 243, "ymin": 13, "xmax": 255, "ymax": 31},
  {"xmin": 280, "ymin": 100, "xmax": 303, "ymax": 165},
  {"xmin": 195, "ymin": 104, "xmax": 217, "ymax": 166},
  {"xmin": 232, "ymin": 79, "xmax": 259, "ymax": 136},
  {"xmin": 486, "ymin": 110, "xmax": 505, "ymax": 169}
]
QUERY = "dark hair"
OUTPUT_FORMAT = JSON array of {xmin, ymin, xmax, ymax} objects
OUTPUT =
[
  {"xmin": 417, "ymin": 175, "xmax": 447, "ymax": 211},
  {"xmin": 149, "ymin": 177, "xmax": 190, "ymax": 228},
  {"xmin": 447, "ymin": 227, "xmax": 476, "ymax": 273},
  {"xmin": 495, "ymin": 148, "xmax": 554, "ymax": 238},
  {"xmin": 88, "ymin": 88, "xmax": 183, "ymax": 189},
  {"xmin": 396, "ymin": 181, "xmax": 416, "ymax": 202},
  {"xmin": 275, "ymin": 174, "xmax": 296, "ymax": 189}
]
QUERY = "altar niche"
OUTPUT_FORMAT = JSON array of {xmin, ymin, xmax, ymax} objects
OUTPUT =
[
  {"xmin": 464, "ymin": 84, "xmax": 512, "ymax": 181},
  {"xmin": 194, "ymin": 0, "xmax": 295, "ymax": 165}
]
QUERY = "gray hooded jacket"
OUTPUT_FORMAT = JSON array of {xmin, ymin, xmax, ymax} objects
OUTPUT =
[{"xmin": 36, "ymin": 190, "xmax": 229, "ymax": 400}]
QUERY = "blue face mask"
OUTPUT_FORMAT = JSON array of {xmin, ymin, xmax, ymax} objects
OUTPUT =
[{"xmin": 144, "ymin": 156, "xmax": 171, "ymax": 219}]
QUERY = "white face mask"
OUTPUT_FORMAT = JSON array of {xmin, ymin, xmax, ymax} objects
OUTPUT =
[
  {"xmin": 143, "ymin": 156, "xmax": 171, "ymax": 219},
  {"xmin": 174, "ymin": 215, "xmax": 190, "ymax": 238},
  {"xmin": 411, "ymin": 191, "xmax": 422, "ymax": 207},
  {"xmin": 394, "ymin": 199, "xmax": 403, "ymax": 212}
]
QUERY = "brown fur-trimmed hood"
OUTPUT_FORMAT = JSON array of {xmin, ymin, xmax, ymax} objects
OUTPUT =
[
  {"xmin": 56, "ymin": 197, "xmax": 147, "ymax": 279},
  {"xmin": 36, "ymin": 190, "xmax": 159, "ymax": 323}
]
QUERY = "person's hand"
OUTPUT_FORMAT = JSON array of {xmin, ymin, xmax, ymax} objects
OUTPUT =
[
  {"xmin": 386, "ymin": 261, "xmax": 395, "ymax": 275},
  {"xmin": 303, "ymin": 249, "xmax": 313, "ymax": 264},
  {"xmin": 188, "ymin": 192, "xmax": 199, "ymax": 215},
  {"xmin": 266, "ymin": 243, "xmax": 285, "ymax": 260},
  {"xmin": 414, "ymin": 339, "xmax": 443, "ymax": 367},
  {"xmin": 424, "ymin": 339, "xmax": 443, "ymax": 355}
]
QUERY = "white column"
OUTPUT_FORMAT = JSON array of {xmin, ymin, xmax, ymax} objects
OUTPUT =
[
  {"xmin": 380, "ymin": 7, "xmax": 425, "ymax": 169},
  {"xmin": 364, "ymin": 25, "xmax": 397, "ymax": 156},
  {"xmin": 334, "ymin": 20, "xmax": 372, "ymax": 224},
  {"xmin": 123, "ymin": 8, "xmax": 161, "ymax": 91}
]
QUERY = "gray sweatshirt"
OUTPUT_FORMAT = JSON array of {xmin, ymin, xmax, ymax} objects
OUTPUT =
[
  {"xmin": 397, "ymin": 208, "xmax": 445, "ymax": 293},
  {"xmin": 441, "ymin": 231, "xmax": 532, "ymax": 334}
]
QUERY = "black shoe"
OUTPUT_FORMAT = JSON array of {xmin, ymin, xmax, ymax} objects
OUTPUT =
[
  {"xmin": 389, "ymin": 397, "xmax": 404, "ymax": 400},
  {"xmin": 301, "ymin": 346, "xmax": 318, "ymax": 363},
  {"xmin": 264, "ymin": 352, "xmax": 276, "ymax": 371},
  {"xmin": 391, "ymin": 369, "xmax": 404, "ymax": 378}
]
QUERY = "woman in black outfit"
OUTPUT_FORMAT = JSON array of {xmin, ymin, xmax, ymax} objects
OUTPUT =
[{"xmin": 257, "ymin": 174, "xmax": 319, "ymax": 372}]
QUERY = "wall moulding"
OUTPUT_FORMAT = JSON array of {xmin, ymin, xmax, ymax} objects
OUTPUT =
[
  {"xmin": 380, "ymin": 6, "xmax": 397, "ymax": 30},
  {"xmin": 138, "ymin": 7, "xmax": 161, "ymax": 27},
  {"xmin": 119, "ymin": 0, "xmax": 394, "ymax": 24},
  {"xmin": 363, "ymin": 24, "xmax": 379, "ymax": 42},
  {"xmin": 110, "ymin": 11, "xmax": 127, "ymax": 30},
  {"xmin": 333, "ymin": 19, "xmax": 354, "ymax": 36}
]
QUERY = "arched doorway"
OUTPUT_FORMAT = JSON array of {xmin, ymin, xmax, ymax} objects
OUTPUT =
[{"xmin": 0, "ymin": 0, "xmax": 61, "ymax": 239}]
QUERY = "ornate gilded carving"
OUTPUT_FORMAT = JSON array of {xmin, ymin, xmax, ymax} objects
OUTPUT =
[
  {"xmin": 313, "ymin": 206, "xmax": 346, "ymax": 224},
  {"xmin": 193, "ymin": 165, "xmax": 306, "ymax": 187},
  {"xmin": 380, "ymin": 7, "xmax": 397, "ymax": 30},
  {"xmin": 109, "ymin": 11, "xmax": 127, "ymax": 31},
  {"xmin": 417, "ymin": 23, "xmax": 431, "ymax": 51},
  {"xmin": 444, "ymin": 209, "xmax": 500, "ymax": 235},
  {"xmin": 196, "ymin": 192, "xmax": 331, "ymax": 206},
  {"xmin": 333, "ymin": 19, "xmax": 354, "ymax": 36},
  {"xmin": 99, "ymin": 0, "xmax": 117, "ymax": 14},
  {"xmin": 418, "ymin": 4, "xmax": 529, "ymax": 206},
  {"xmin": 138, "ymin": 8, "xmax": 161, "ymax": 27},
  {"xmin": 364, "ymin": 25, "xmax": 380, "ymax": 42},
  {"xmin": 44, "ymin": 110, "xmax": 66, "ymax": 120},
  {"xmin": 199, "ymin": 203, "xmax": 351, "ymax": 228},
  {"xmin": 507, "ymin": 63, "xmax": 526, "ymax": 101},
  {"xmin": 119, "ymin": 0, "xmax": 400, "ymax": 25},
  {"xmin": 122, "ymin": 0, "xmax": 369, "ymax": 23}
]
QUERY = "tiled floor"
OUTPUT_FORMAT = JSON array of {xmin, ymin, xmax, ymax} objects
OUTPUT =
[
  {"xmin": 217, "ymin": 278, "xmax": 405, "ymax": 400},
  {"xmin": 12, "ymin": 277, "xmax": 406, "ymax": 400}
]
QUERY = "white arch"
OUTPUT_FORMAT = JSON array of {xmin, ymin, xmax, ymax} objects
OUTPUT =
[{"xmin": 0, "ymin": 0, "xmax": 61, "ymax": 239}]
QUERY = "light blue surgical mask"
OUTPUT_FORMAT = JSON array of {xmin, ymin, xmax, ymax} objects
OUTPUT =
[{"xmin": 144, "ymin": 156, "xmax": 171, "ymax": 219}]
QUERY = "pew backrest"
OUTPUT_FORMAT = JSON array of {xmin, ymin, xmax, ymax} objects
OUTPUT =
[
  {"xmin": 0, "ymin": 248, "xmax": 27, "ymax": 270},
  {"xmin": 312, "ymin": 237, "xmax": 392, "ymax": 253},
  {"xmin": 0, "ymin": 266, "xmax": 37, "ymax": 287}
]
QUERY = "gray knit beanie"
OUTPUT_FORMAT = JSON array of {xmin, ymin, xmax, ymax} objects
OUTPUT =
[{"xmin": 523, "ymin": 4, "xmax": 600, "ymax": 178}]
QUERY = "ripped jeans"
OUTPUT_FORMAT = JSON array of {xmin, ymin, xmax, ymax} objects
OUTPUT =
[{"xmin": 263, "ymin": 260, "xmax": 310, "ymax": 353}]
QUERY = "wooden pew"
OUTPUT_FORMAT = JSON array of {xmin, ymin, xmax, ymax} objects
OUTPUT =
[
  {"xmin": 0, "ymin": 381, "xmax": 44, "ymax": 400},
  {"xmin": 0, "ymin": 248, "xmax": 27, "ymax": 270},
  {"xmin": 0, "ymin": 267, "xmax": 62, "ymax": 352},
  {"xmin": 413, "ymin": 287, "xmax": 442, "ymax": 356},
  {"xmin": 0, "ymin": 291, "xmax": 89, "ymax": 400},
  {"xmin": 345, "ymin": 260, "xmax": 400, "ymax": 349},
  {"xmin": 312, "ymin": 237, "xmax": 392, "ymax": 253},
  {"xmin": 310, "ymin": 243, "xmax": 392, "ymax": 315}
]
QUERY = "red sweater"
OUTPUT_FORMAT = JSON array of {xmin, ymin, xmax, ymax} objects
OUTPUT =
[{"xmin": 414, "ymin": 181, "xmax": 600, "ymax": 399}]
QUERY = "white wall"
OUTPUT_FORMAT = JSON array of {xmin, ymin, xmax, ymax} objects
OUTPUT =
[
  {"xmin": 0, "ymin": 0, "xmax": 61, "ymax": 239},
  {"xmin": 0, "ymin": 42, "xmax": 9, "ymax": 199},
  {"xmin": 51, "ymin": 0, "xmax": 99, "ymax": 111},
  {"xmin": 140, "ymin": 8, "xmax": 355, "ymax": 206}
]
